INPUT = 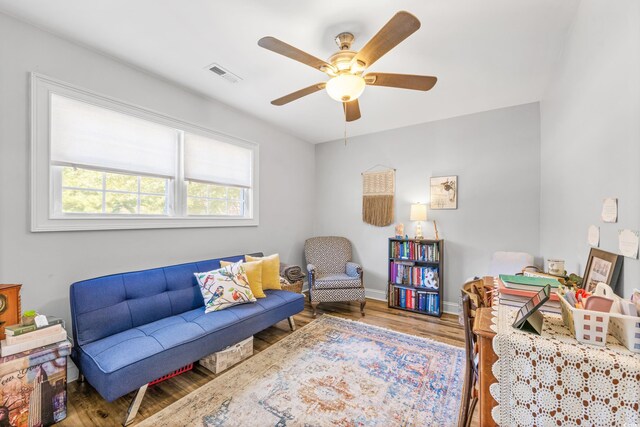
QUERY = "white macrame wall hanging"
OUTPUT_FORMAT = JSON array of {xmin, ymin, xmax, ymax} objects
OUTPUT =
[{"xmin": 362, "ymin": 167, "xmax": 395, "ymax": 227}]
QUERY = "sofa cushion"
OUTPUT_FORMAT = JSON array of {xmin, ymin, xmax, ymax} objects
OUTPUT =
[
  {"xmin": 80, "ymin": 290, "xmax": 301, "ymax": 375},
  {"xmin": 78, "ymin": 290, "xmax": 304, "ymax": 402}
]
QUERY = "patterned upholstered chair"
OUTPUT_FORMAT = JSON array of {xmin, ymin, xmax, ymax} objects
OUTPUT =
[{"xmin": 305, "ymin": 236, "xmax": 366, "ymax": 317}]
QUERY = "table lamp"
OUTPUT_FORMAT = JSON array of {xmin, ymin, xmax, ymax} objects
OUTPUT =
[{"xmin": 410, "ymin": 203, "xmax": 427, "ymax": 240}]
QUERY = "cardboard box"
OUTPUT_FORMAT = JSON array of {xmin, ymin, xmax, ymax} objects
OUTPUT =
[
  {"xmin": 0, "ymin": 340, "xmax": 71, "ymax": 427},
  {"xmin": 199, "ymin": 336, "xmax": 253, "ymax": 374}
]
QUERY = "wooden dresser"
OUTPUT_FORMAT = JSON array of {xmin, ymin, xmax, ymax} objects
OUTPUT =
[{"xmin": 473, "ymin": 306, "xmax": 498, "ymax": 427}]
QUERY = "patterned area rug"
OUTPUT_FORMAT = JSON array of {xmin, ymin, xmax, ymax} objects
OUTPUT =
[{"xmin": 140, "ymin": 315, "xmax": 464, "ymax": 426}]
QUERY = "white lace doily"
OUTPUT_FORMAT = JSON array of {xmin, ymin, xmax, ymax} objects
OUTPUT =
[{"xmin": 489, "ymin": 304, "xmax": 640, "ymax": 427}]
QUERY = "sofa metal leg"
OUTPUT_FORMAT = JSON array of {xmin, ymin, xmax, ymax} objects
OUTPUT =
[
  {"xmin": 123, "ymin": 383, "xmax": 148, "ymax": 426},
  {"xmin": 79, "ymin": 373, "xmax": 85, "ymax": 383},
  {"xmin": 287, "ymin": 316, "xmax": 296, "ymax": 331},
  {"xmin": 311, "ymin": 302, "xmax": 319, "ymax": 318},
  {"xmin": 360, "ymin": 300, "xmax": 366, "ymax": 316}
]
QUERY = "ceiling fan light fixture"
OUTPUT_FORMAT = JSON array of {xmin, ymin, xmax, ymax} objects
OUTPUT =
[{"xmin": 326, "ymin": 74, "xmax": 366, "ymax": 102}]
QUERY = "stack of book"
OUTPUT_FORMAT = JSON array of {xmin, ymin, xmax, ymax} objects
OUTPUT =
[
  {"xmin": 497, "ymin": 274, "xmax": 562, "ymax": 314},
  {"xmin": 1, "ymin": 316, "xmax": 67, "ymax": 357}
]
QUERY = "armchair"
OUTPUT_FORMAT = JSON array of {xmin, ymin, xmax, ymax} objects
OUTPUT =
[{"xmin": 304, "ymin": 236, "xmax": 366, "ymax": 317}]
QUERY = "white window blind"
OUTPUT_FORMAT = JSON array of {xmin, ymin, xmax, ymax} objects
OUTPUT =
[
  {"xmin": 184, "ymin": 133, "xmax": 252, "ymax": 188},
  {"xmin": 50, "ymin": 94, "xmax": 178, "ymax": 178}
]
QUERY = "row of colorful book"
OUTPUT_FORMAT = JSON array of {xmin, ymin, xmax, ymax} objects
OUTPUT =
[
  {"xmin": 390, "ymin": 287, "xmax": 440, "ymax": 315},
  {"xmin": 390, "ymin": 240, "xmax": 439, "ymax": 262},
  {"xmin": 1, "ymin": 315, "xmax": 67, "ymax": 357},
  {"xmin": 390, "ymin": 262, "xmax": 439, "ymax": 289}
]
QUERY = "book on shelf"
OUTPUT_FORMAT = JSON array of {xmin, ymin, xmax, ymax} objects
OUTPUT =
[
  {"xmin": 1, "ymin": 328, "xmax": 68, "ymax": 357},
  {"xmin": 390, "ymin": 240, "xmax": 440, "ymax": 262},
  {"xmin": 5, "ymin": 316, "xmax": 64, "ymax": 336},
  {"xmin": 390, "ymin": 262, "xmax": 439, "ymax": 289},
  {"xmin": 388, "ymin": 238, "xmax": 443, "ymax": 317},
  {"xmin": 391, "ymin": 286, "xmax": 439, "ymax": 314},
  {"xmin": 4, "ymin": 324, "xmax": 64, "ymax": 345}
]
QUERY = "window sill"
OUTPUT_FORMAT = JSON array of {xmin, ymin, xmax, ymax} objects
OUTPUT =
[{"xmin": 31, "ymin": 216, "xmax": 258, "ymax": 232}]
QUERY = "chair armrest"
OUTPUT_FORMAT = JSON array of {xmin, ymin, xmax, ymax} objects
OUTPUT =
[
  {"xmin": 307, "ymin": 264, "xmax": 317, "ymax": 288},
  {"xmin": 346, "ymin": 262, "xmax": 362, "ymax": 278}
]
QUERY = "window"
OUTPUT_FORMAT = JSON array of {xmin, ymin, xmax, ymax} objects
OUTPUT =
[
  {"xmin": 187, "ymin": 182, "xmax": 245, "ymax": 216},
  {"xmin": 59, "ymin": 167, "xmax": 169, "ymax": 215},
  {"xmin": 31, "ymin": 73, "xmax": 258, "ymax": 231}
]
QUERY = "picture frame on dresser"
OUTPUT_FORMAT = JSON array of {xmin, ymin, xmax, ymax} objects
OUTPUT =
[{"xmin": 583, "ymin": 248, "xmax": 622, "ymax": 294}]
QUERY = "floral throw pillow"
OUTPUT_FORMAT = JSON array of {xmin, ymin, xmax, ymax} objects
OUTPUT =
[{"xmin": 195, "ymin": 262, "xmax": 256, "ymax": 313}]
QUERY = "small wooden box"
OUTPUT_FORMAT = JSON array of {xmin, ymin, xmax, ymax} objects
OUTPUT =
[
  {"xmin": 0, "ymin": 340, "xmax": 71, "ymax": 427},
  {"xmin": 199, "ymin": 336, "xmax": 253, "ymax": 374},
  {"xmin": 0, "ymin": 284, "xmax": 22, "ymax": 341}
]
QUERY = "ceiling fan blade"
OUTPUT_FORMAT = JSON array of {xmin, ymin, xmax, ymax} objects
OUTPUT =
[
  {"xmin": 258, "ymin": 36, "xmax": 335, "ymax": 74},
  {"xmin": 352, "ymin": 11, "xmax": 421, "ymax": 69},
  {"xmin": 271, "ymin": 83, "xmax": 326, "ymax": 106},
  {"xmin": 365, "ymin": 73, "xmax": 437, "ymax": 91},
  {"xmin": 343, "ymin": 99, "xmax": 361, "ymax": 122}
]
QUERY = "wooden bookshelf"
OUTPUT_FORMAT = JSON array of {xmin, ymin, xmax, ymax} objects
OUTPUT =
[{"xmin": 388, "ymin": 238, "xmax": 444, "ymax": 317}]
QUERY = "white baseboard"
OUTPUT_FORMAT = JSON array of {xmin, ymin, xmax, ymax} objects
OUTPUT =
[
  {"xmin": 302, "ymin": 285, "xmax": 386, "ymax": 301},
  {"xmin": 303, "ymin": 284, "xmax": 459, "ymax": 315},
  {"xmin": 442, "ymin": 301, "xmax": 459, "ymax": 315},
  {"xmin": 365, "ymin": 288, "xmax": 387, "ymax": 301}
]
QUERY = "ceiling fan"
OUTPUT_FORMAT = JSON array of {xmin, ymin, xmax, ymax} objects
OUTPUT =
[{"xmin": 258, "ymin": 11, "xmax": 437, "ymax": 122}]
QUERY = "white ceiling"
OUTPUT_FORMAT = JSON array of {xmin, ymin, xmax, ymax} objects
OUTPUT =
[{"xmin": 0, "ymin": 0, "xmax": 579, "ymax": 143}]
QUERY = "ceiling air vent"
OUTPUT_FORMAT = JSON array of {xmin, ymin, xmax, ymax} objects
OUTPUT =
[{"xmin": 207, "ymin": 63, "xmax": 242, "ymax": 84}]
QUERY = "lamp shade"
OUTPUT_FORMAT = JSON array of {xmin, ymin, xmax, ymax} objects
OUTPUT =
[{"xmin": 410, "ymin": 203, "xmax": 428, "ymax": 221}]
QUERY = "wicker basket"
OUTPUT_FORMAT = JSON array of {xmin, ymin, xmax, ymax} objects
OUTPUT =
[{"xmin": 281, "ymin": 279, "xmax": 303, "ymax": 294}]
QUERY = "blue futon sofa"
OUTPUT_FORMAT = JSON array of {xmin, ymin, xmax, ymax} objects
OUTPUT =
[{"xmin": 69, "ymin": 253, "xmax": 305, "ymax": 425}]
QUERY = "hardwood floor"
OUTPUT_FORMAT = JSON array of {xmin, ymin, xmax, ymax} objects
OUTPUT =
[{"xmin": 61, "ymin": 298, "xmax": 477, "ymax": 426}]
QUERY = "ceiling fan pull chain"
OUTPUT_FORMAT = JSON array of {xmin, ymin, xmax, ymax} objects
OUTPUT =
[{"xmin": 344, "ymin": 120, "xmax": 348, "ymax": 146}]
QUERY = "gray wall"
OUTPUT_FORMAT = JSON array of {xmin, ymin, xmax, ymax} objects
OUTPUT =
[
  {"xmin": 540, "ymin": 0, "xmax": 640, "ymax": 297},
  {"xmin": 314, "ymin": 103, "xmax": 541, "ymax": 311},
  {"xmin": 0, "ymin": 14, "xmax": 314, "ymax": 326}
]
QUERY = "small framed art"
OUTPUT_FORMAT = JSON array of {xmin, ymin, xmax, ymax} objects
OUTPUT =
[
  {"xmin": 430, "ymin": 176, "xmax": 457, "ymax": 210},
  {"xmin": 582, "ymin": 248, "xmax": 623, "ymax": 294}
]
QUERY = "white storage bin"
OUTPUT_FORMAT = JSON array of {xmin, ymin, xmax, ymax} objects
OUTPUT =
[
  {"xmin": 200, "ymin": 336, "xmax": 253, "ymax": 374},
  {"xmin": 609, "ymin": 315, "xmax": 640, "ymax": 353},
  {"xmin": 559, "ymin": 283, "xmax": 640, "ymax": 352},
  {"xmin": 559, "ymin": 294, "xmax": 611, "ymax": 346}
]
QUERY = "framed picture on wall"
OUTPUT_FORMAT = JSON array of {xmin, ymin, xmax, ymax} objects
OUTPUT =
[
  {"xmin": 430, "ymin": 176, "xmax": 457, "ymax": 210},
  {"xmin": 582, "ymin": 248, "xmax": 623, "ymax": 294}
]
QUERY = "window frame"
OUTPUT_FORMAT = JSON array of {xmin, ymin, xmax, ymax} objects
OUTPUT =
[{"xmin": 31, "ymin": 73, "xmax": 259, "ymax": 232}]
